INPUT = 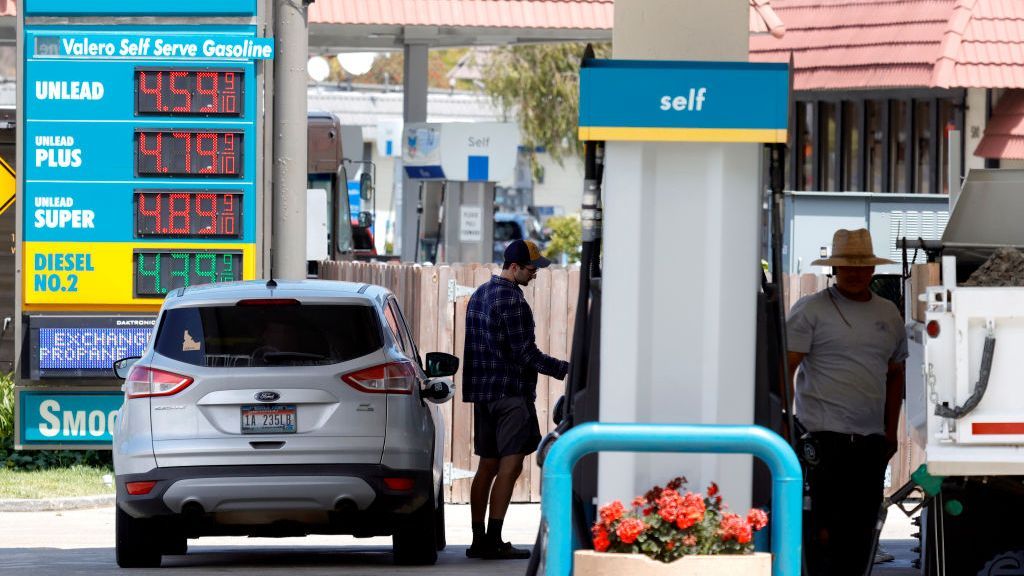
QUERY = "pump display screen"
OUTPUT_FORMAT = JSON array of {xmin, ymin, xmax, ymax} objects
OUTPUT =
[
  {"xmin": 135, "ymin": 190, "xmax": 242, "ymax": 238},
  {"xmin": 135, "ymin": 130, "xmax": 242, "ymax": 177},
  {"xmin": 135, "ymin": 68, "xmax": 243, "ymax": 116},
  {"xmin": 134, "ymin": 249, "xmax": 242, "ymax": 297}
]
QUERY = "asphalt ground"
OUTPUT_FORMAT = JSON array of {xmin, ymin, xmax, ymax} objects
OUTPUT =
[{"xmin": 0, "ymin": 501, "xmax": 922, "ymax": 575}]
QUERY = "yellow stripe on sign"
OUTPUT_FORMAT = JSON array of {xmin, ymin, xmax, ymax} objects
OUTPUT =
[
  {"xmin": 578, "ymin": 126, "xmax": 789, "ymax": 144},
  {"xmin": 23, "ymin": 241, "xmax": 257, "ymax": 308},
  {"xmin": 0, "ymin": 157, "xmax": 14, "ymax": 216}
]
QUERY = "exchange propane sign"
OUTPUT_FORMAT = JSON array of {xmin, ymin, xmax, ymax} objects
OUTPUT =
[{"xmin": 15, "ymin": 0, "xmax": 271, "ymax": 448}]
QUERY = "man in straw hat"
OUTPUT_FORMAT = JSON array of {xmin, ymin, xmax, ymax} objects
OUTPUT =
[{"xmin": 786, "ymin": 228, "xmax": 907, "ymax": 576}]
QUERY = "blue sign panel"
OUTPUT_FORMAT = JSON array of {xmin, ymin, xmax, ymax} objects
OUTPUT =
[
  {"xmin": 578, "ymin": 59, "xmax": 789, "ymax": 143},
  {"xmin": 18, "ymin": 390, "xmax": 124, "ymax": 445},
  {"xmin": 26, "ymin": 0, "xmax": 256, "ymax": 17},
  {"xmin": 30, "ymin": 315, "xmax": 155, "ymax": 379}
]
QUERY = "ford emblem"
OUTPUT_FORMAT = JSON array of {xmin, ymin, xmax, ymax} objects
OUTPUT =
[{"xmin": 255, "ymin": 391, "xmax": 280, "ymax": 402}]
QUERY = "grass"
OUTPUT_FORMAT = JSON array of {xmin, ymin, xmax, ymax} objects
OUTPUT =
[{"xmin": 0, "ymin": 465, "xmax": 114, "ymax": 499}]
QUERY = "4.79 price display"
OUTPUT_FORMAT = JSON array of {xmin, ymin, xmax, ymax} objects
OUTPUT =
[
  {"xmin": 134, "ymin": 249, "xmax": 242, "ymax": 297},
  {"xmin": 136, "ymin": 129, "xmax": 243, "ymax": 177},
  {"xmin": 135, "ymin": 190, "xmax": 242, "ymax": 238}
]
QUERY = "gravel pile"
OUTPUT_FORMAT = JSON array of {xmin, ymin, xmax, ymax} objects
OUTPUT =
[{"xmin": 964, "ymin": 247, "xmax": 1024, "ymax": 286}]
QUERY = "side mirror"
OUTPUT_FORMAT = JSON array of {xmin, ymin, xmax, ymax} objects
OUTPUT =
[
  {"xmin": 359, "ymin": 172, "xmax": 374, "ymax": 201},
  {"xmin": 113, "ymin": 356, "xmax": 141, "ymax": 379},
  {"xmin": 422, "ymin": 377, "xmax": 455, "ymax": 404},
  {"xmin": 358, "ymin": 211, "xmax": 374, "ymax": 228},
  {"xmin": 425, "ymin": 351, "xmax": 459, "ymax": 378}
]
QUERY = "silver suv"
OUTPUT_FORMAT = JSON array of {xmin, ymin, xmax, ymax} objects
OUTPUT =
[{"xmin": 112, "ymin": 279, "xmax": 457, "ymax": 568}]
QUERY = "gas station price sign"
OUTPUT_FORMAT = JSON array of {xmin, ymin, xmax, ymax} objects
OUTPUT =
[
  {"xmin": 135, "ymin": 129, "xmax": 243, "ymax": 177},
  {"xmin": 134, "ymin": 249, "xmax": 243, "ymax": 297},
  {"xmin": 135, "ymin": 68, "xmax": 243, "ymax": 116},
  {"xmin": 135, "ymin": 190, "xmax": 242, "ymax": 238}
]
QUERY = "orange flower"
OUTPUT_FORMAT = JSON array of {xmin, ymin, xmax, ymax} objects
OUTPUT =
[
  {"xmin": 675, "ymin": 492, "xmax": 706, "ymax": 530},
  {"xmin": 720, "ymin": 513, "xmax": 753, "ymax": 544},
  {"xmin": 616, "ymin": 518, "xmax": 646, "ymax": 544},
  {"xmin": 599, "ymin": 500, "xmax": 626, "ymax": 526},
  {"xmin": 747, "ymin": 508, "xmax": 768, "ymax": 531},
  {"xmin": 593, "ymin": 526, "xmax": 611, "ymax": 552},
  {"xmin": 683, "ymin": 534, "xmax": 697, "ymax": 547},
  {"xmin": 657, "ymin": 489, "xmax": 684, "ymax": 523}
]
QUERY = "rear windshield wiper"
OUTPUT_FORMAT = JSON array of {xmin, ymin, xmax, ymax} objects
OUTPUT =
[{"xmin": 261, "ymin": 351, "xmax": 329, "ymax": 364}]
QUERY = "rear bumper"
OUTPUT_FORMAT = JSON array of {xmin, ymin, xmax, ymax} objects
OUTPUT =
[{"xmin": 116, "ymin": 464, "xmax": 432, "ymax": 537}]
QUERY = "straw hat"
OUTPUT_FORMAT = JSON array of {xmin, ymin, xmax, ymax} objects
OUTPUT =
[{"xmin": 811, "ymin": 228, "xmax": 895, "ymax": 267}]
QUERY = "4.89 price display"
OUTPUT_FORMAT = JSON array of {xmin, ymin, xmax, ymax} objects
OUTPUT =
[
  {"xmin": 134, "ymin": 249, "xmax": 242, "ymax": 297},
  {"xmin": 135, "ymin": 191, "xmax": 242, "ymax": 238}
]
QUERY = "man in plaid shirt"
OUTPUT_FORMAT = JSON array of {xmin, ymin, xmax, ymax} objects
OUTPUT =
[{"xmin": 464, "ymin": 239, "xmax": 569, "ymax": 560}]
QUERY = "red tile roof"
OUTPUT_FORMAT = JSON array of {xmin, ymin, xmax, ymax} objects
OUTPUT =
[
  {"xmin": 749, "ymin": 0, "xmax": 957, "ymax": 90},
  {"xmin": 974, "ymin": 89, "xmax": 1024, "ymax": 159},
  {"xmin": 932, "ymin": 0, "xmax": 1024, "ymax": 87},
  {"xmin": 308, "ymin": 0, "xmax": 613, "ymax": 30}
]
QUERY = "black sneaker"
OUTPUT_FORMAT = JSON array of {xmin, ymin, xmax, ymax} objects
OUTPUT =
[
  {"xmin": 482, "ymin": 541, "xmax": 531, "ymax": 560},
  {"xmin": 466, "ymin": 543, "xmax": 490, "ymax": 558}
]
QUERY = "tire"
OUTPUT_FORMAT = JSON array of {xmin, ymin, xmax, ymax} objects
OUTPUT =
[
  {"xmin": 115, "ymin": 505, "xmax": 162, "ymax": 568},
  {"xmin": 393, "ymin": 497, "xmax": 438, "ymax": 565},
  {"xmin": 161, "ymin": 533, "xmax": 187, "ymax": 556},
  {"xmin": 435, "ymin": 490, "xmax": 446, "ymax": 551}
]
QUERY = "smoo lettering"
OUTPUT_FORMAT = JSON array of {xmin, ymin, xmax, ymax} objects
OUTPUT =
[
  {"xmin": 37, "ymin": 399, "xmax": 117, "ymax": 438},
  {"xmin": 659, "ymin": 87, "xmax": 708, "ymax": 112},
  {"xmin": 34, "ymin": 81, "xmax": 104, "ymax": 101}
]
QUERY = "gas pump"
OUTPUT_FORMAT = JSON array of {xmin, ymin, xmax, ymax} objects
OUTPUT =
[{"xmin": 402, "ymin": 122, "xmax": 518, "ymax": 263}]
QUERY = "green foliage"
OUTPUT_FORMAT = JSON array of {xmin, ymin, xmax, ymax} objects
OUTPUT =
[
  {"xmin": 0, "ymin": 373, "xmax": 113, "ymax": 472},
  {"xmin": 543, "ymin": 216, "xmax": 582, "ymax": 264},
  {"xmin": 479, "ymin": 43, "xmax": 611, "ymax": 178},
  {"xmin": 0, "ymin": 465, "xmax": 114, "ymax": 499},
  {"xmin": 328, "ymin": 49, "xmax": 468, "ymax": 90}
]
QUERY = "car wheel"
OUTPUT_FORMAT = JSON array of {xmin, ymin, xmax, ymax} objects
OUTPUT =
[
  {"xmin": 435, "ymin": 489, "xmax": 446, "ymax": 551},
  {"xmin": 115, "ymin": 505, "xmax": 162, "ymax": 568},
  {"xmin": 393, "ymin": 497, "xmax": 438, "ymax": 565},
  {"xmin": 161, "ymin": 532, "xmax": 187, "ymax": 556}
]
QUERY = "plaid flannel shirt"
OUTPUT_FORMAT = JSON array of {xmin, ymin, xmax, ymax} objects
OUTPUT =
[{"xmin": 463, "ymin": 275, "xmax": 569, "ymax": 402}]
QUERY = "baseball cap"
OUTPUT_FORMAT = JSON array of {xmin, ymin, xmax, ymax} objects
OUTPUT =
[{"xmin": 503, "ymin": 239, "xmax": 551, "ymax": 268}]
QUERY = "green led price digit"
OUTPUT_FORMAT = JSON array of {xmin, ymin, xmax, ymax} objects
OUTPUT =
[
  {"xmin": 221, "ymin": 253, "xmax": 234, "ymax": 281},
  {"xmin": 169, "ymin": 252, "xmax": 190, "ymax": 288},
  {"xmin": 138, "ymin": 252, "xmax": 163, "ymax": 294},
  {"xmin": 194, "ymin": 253, "xmax": 217, "ymax": 285}
]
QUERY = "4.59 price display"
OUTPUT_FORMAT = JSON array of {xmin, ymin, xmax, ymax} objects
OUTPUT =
[
  {"xmin": 135, "ymin": 190, "xmax": 242, "ymax": 238},
  {"xmin": 135, "ymin": 68, "xmax": 243, "ymax": 117},
  {"xmin": 135, "ymin": 129, "xmax": 243, "ymax": 177},
  {"xmin": 134, "ymin": 249, "xmax": 242, "ymax": 297}
]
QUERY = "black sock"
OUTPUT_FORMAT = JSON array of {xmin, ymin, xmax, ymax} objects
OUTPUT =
[
  {"xmin": 487, "ymin": 518, "xmax": 504, "ymax": 545},
  {"xmin": 472, "ymin": 521, "xmax": 486, "ymax": 546}
]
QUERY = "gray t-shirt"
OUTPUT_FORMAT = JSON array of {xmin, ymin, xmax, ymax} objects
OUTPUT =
[{"xmin": 787, "ymin": 287, "xmax": 908, "ymax": 436}]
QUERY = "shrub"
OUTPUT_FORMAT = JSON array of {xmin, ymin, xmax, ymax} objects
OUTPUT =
[{"xmin": 542, "ymin": 215, "xmax": 582, "ymax": 264}]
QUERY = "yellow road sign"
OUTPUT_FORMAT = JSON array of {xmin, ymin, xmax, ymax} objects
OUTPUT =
[{"xmin": 0, "ymin": 157, "xmax": 14, "ymax": 216}]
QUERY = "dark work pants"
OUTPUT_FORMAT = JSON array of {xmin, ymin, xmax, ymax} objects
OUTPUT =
[{"xmin": 803, "ymin": 431, "xmax": 887, "ymax": 576}]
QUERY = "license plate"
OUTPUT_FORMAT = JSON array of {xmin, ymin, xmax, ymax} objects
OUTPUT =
[{"xmin": 241, "ymin": 404, "xmax": 297, "ymax": 434}]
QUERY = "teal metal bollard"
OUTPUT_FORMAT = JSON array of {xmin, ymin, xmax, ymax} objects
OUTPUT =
[{"xmin": 540, "ymin": 422, "xmax": 802, "ymax": 576}]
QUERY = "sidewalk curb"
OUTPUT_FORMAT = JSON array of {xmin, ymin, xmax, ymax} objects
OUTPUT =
[{"xmin": 0, "ymin": 493, "xmax": 115, "ymax": 512}]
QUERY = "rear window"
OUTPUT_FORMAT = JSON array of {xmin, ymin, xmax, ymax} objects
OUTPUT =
[{"xmin": 154, "ymin": 303, "xmax": 382, "ymax": 367}]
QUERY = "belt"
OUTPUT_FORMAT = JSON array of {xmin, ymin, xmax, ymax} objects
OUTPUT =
[{"xmin": 811, "ymin": 431, "xmax": 884, "ymax": 445}]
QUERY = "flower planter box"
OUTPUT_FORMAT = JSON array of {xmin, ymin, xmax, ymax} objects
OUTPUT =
[{"xmin": 573, "ymin": 550, "xmax": 772, "ymax": 576}]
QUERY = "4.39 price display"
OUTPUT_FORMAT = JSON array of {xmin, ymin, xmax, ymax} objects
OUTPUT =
[
  {"xmin": 135, "ymin": 129, "xmax": 243, "ymax": 177},
  {"xmin": 135, "ymin": 191, "xmax": 242, "ymax": 238},
  {"xmin": 134, "ymin": 249, "xmax": 242, "ymax": 297}
]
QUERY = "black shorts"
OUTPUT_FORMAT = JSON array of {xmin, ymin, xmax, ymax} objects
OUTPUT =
[{"xmin": 473, "ymin": 396, "xmax": 542, "ymax": 459}]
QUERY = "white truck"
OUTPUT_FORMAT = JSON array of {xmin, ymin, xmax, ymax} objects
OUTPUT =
[{"xmin": 906, "ymin": 168, "xmax": 1024, "ymax": 575}]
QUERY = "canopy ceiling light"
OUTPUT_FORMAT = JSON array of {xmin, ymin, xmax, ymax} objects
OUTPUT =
[{"xmin": 337, "ymin": 52, "xmax": 377, "ymax": 76}]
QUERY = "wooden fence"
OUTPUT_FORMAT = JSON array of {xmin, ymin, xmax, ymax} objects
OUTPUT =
[
  {"xmin": 316, "ymin": 263, "xmax": 921, "ymax": 501},
  {"xmin": 318, "ymin": 260, "xmax": 580, "ymax": 504}
]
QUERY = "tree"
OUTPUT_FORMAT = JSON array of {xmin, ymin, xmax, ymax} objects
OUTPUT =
[
  {"xmin": 480, "ymin": 43, "xmax": 611, "ymax": 177},
  {"xmin": 543, "ymin": 215, "xmax": 582, "ymax": 265}
]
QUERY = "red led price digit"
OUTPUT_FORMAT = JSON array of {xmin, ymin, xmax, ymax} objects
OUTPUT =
[
  {"xmin": 138, "ymin": 71, "xmax": 164, "ymax": 112},
  {"xmin": 138, "ymin": 193, "xmax": 162, "ymax": 233},
  {"xmin": 196, "ymin": 72, "xmax": 219, "ymax": 114},
  {"xmin": 169, "ymin": 71, "xmax": 192, "ymax": 113},
  {"xmin": 222, "ymin": 194, "xmax": 236, "ymax": 235},
  {"xmin": 168, "ymin": 193, "xmax": 191, "ymax": 235},
  {"xmin": 171, "ymin": 132, "xmax": 193, "ymax": 173},
  {"xmin": 138, "ymin": 132, "xmax": 164, "ymax": 174},
  {"xmin": 223, "ymin": 72, "xmax": 237, "ymax": 114},
  {"xmin": 196, "ymin": 133, "xmax": 218, "ymax": 174},
  {"xmin": 195, "ymin": 193, "xmax": 217, "ymax": 234},
  {"xmin": 222, "ymin": 132, "xmax": 235, "ymax": 152}
]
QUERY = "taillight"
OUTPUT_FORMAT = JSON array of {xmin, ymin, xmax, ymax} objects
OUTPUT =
[
  {"xmin": 126, "ymin": 366, "xmax": 194, "ymax": 399},
  {"xmin": 342, "ymin": 362, "xmax": 417, "ymax": 394},
  {"xmin": 926, "ymin": 320, "xmax": 941, "ymax": 338},
  {"xmin": 382, "ymin": 477, "xmax": 415, "ymax": 491},
  {"xmin": 126, "ymin": 481, "xmax": 158, "ymax": 495}
]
